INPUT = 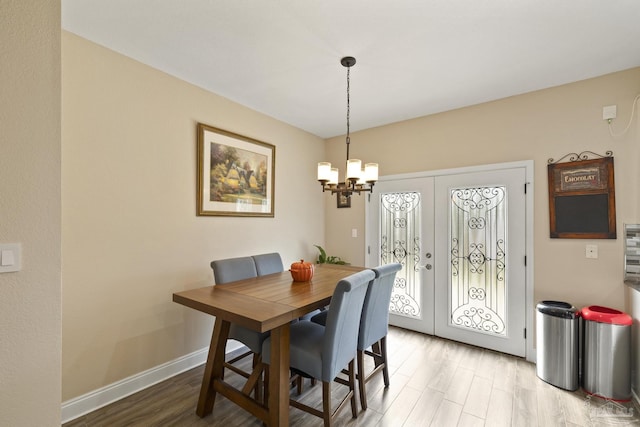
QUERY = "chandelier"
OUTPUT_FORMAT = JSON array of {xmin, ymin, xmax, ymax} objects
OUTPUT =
[{"xmin": 317, "ymin": 56, "xmax": 378, "ymax": 196}]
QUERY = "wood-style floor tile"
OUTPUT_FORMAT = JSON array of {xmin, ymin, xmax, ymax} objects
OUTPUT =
[{"xmin": 63, "ymin": 326, "xmax": 640, "ymax": 427}]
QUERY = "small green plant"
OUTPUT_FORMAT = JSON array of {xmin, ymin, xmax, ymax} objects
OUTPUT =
[{"xmin": 314, "ymin": 245, "xmax": 347, "ymax": 265}]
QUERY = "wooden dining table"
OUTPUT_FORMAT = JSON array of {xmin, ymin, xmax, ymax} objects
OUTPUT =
[{"xmin": 172, "ymin": 263, "xmax": 365, "ymax": 427}]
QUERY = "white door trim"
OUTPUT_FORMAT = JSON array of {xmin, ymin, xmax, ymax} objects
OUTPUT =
[{"xmin": 365, "ymin": 160, "xmax": 535, "ymax": 362}]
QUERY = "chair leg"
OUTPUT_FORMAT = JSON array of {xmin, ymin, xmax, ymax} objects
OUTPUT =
[
  {"xmin": 290, "ymin": 371, "xmax": 316, "ymax": 395},
  {"xmin": 371, "ymin": 339, "xmax": 389, "ymax": 388},
  {"xmin": 380, "ymin": 336, "xmax": 390, "ymax": 387},
  {"xmin": 357, "ymin": 337, "xmax": 390, "ymax": 412},
  {"xmin": 322, "ymin": 381, "xmax": 332, "ymax": 427},
  {"xmin": 296, "ymin": 374, "xmax": 303, "ymax": 395},
  {"xmin": 347, "ymin": 359, "xmax": 358, "ymax": 419},
  {"xmin": 357, "ymin": 349, "xmax": 367, "ymax": 411}
]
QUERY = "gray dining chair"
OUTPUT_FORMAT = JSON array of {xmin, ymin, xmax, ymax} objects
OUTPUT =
[
  {"xmin": 210, "ymin": 256, "xmax": 269, "ymax": 399},
  {"xmin": 311, "ymin": 262, "xmax": 402, "ymax": 411},
  {"xmin": 211, "ymin": 256, "xmax": 258, "ymax": 284},
  {"xmin": 252, "ymin": 252, "xmax": 284, "ymax": 276},
  {"xmin": 262, "ymin": 269, "xmax": 375, "ymax": 426},
  {"xmin": 253, "ymin": 252, "xmax": 320, "ymax": 394}
]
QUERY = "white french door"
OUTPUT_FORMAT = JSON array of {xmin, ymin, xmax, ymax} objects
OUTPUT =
[
  {"xmin": 434, "ymin": 168, "xmax": 527, "ymax": 356},
  {"xmin": 366, "ymin": 177, "xmax": 435, "ymax": 334},
  {"xmin": 366, "ymin": 163, "xmax": 530, "ymax": 357}
]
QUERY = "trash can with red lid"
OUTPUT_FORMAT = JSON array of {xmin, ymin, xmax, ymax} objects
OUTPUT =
[{"xmin": 581, "ymin": 305, "xmax": 632, "ymax": 401}]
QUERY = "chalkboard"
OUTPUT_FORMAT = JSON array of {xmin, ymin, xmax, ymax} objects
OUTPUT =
[
  {"xmin": 548, "ymin": 157, "xmax": 616, "ymax": 239},
  {"xmin": 554, "ymin": 194, "xmax": 609, "ymax": 233}
]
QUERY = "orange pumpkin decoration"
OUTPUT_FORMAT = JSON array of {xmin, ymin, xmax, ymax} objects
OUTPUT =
[{"xmin": 290, "ymin": 259, "xmax": 314, "ymax": 282}]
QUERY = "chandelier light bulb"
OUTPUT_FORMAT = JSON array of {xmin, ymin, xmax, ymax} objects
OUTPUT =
[
  {"xmin": 364, "ymin": 163, "xmax": 379, "ymax": 182},
  {"xmin": 346, "ymin": 159, "xmax": 362, "ymax": 180},
  {"xmin": 329, "ymin": 168, "xmax": 339, "ymax": 185},
  {"xmin": 317, "ymin": 162, "xmax": 332, "ymax": 181}
]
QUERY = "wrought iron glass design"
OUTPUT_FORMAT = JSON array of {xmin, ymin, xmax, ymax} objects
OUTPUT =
[
  {"xmin": 449, "ymin": 186, "xmax": 507, "ymax": 336},
  {"xmin": 380, "ymin": 192, "xmax": 422, "ymax": 319}
]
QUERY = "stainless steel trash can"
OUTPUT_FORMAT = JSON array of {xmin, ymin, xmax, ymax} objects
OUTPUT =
[
  {"xmin": 581, "ymin": 305, "xmax": 632, "ymax": 401},
  {"xmin": 536, "ymin": 301, "xmax": 580, "ymax": 391}
]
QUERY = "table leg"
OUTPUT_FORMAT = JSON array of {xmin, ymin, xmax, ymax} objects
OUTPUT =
[
  {"xmin": 196, "ymin": 318, "xmax": 230, "ymax": 417},
  {"xmin": 268, "ymin": 323, "xmax": 290, "ymax": 427}
]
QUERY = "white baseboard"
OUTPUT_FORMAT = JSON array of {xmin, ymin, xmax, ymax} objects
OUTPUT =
[{"xmin": 61, "ymin": 341, "xmax": 244, "ymax": 424}]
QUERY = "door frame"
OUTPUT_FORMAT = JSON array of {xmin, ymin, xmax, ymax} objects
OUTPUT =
[{"xmin": 365, "ymin": 160, "xmax": 535, "ymax": 362}]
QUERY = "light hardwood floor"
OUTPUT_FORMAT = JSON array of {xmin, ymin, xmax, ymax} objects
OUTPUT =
[{"xmin": 64, "ymin": 326, "xmax": 639, "ymax": 426}]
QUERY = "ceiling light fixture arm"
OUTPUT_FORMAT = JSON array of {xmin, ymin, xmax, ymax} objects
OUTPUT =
[{"xmin": 319, "ymin": 179, "xmax": 376, "ymax": 196}]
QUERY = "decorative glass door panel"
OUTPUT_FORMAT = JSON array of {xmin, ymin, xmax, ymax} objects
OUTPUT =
[
  {"xmin": 450, "ymin": 186, "xmax": 507, "ymax": 336},
  {"xmin": 380, "ymin": 192, "xmax": 422, "ymax": 319},
  {"xmin": 435, "ymin": 168, "xmax": 526, "ymax": 357},
  {"xmin": 366, "ymin": 177, "xmax": 435, "ymax": 334}
]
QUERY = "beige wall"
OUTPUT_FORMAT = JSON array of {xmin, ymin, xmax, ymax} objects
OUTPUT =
[
  {"xmin": 0, "ymin": 0, "xmax": 62, "ymax": 425},
  {"xmin": 324, "ymin": 68, "xmax": 640, "ymax": 315},
  {"xmin": 61, "ymin": 32, "xmax": 325, "ymax": 400}
]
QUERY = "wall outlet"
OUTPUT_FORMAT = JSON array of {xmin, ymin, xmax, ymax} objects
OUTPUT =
[{"xmin": 586, "ymin": 244, "xmax": 598, "ymax": 259}]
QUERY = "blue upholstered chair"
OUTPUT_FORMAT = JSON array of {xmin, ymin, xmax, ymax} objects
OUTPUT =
[
  {"xmin": 252, "ymin": 252, "xmax": 320, "ymax": 393},
  {"xmin": 262, "ymin": 269, "xmax": 375, "ymax": 426},
  {"xmin": 252, "ymin": 252, "xmax": 284, "ymax": 276},
  {"xmin": 311, "ymin": 263, "xmax": 402, "ymax": 411},
  {"xmin": 210, "ymin": 256, "xmax": 268, "ymax": 399},
  {"xmin": 211, "ymin": 256, "xmax": 257, "ymax": 284}
]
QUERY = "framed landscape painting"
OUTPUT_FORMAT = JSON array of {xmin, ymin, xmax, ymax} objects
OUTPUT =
[{"xmin": 197, "ymin": 123, "xmax": 275, "ymax": 217}]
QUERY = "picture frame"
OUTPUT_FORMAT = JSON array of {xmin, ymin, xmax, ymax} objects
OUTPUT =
[
  {"xmin": 197, "ymin": 123, "xmax": 275, "ymax": 217},
  {"xmin": 547, "ymin": 155, "xmax": 616, "ymax": 239},
  {"xmin": 336, "ymin": 186, "xmax": 351, "ymax": 209}
]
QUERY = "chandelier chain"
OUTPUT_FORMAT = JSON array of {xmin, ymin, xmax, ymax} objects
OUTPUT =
[{"xmin": 346, "ymin": 65, "xmax": 351, "ymax": 160}]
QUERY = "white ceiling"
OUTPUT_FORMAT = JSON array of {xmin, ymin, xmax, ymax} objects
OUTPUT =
[{"xmin": 62, "ymin": 0, "xmax": 640, "ymax": 139}]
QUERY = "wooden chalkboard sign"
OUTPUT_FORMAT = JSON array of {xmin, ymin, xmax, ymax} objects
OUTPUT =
[{"xmin": 547, "ymin": 155, "xmax": 616, "ymax": 239}]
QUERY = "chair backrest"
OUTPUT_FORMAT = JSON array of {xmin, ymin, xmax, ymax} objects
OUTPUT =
[
  {"xmin": 252, "ymin": 252, "xmax": 284, "ymax": 276},
  {"xmin": 321, "ymin": 269, "xmax": 375, "ymax": 382},
  {"xmin": 359, "ymin": 263, "xmax": 402, "ymax": 350},
  {"xmin": 210, "ymin": 256, "xmax": 257, "ymax": 284}
]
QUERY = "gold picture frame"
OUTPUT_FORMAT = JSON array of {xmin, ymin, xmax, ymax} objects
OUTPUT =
[{"xmin": 197, "ymin": 123, "xmax": 275, "ymax": 217}]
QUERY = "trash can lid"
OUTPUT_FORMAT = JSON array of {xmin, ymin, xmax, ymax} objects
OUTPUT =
[
  {"xmin": 581, "ymin": 305, "xmax": 632, "ymax": 325},
  {"xmin": 536, "ymin": 300, "xmax": 579, "ymax": 318}
]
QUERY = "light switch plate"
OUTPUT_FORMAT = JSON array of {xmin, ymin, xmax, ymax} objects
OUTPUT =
[{"xmin": 0, "ymin": 243, "xmax": 21, "ymax": 273}]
